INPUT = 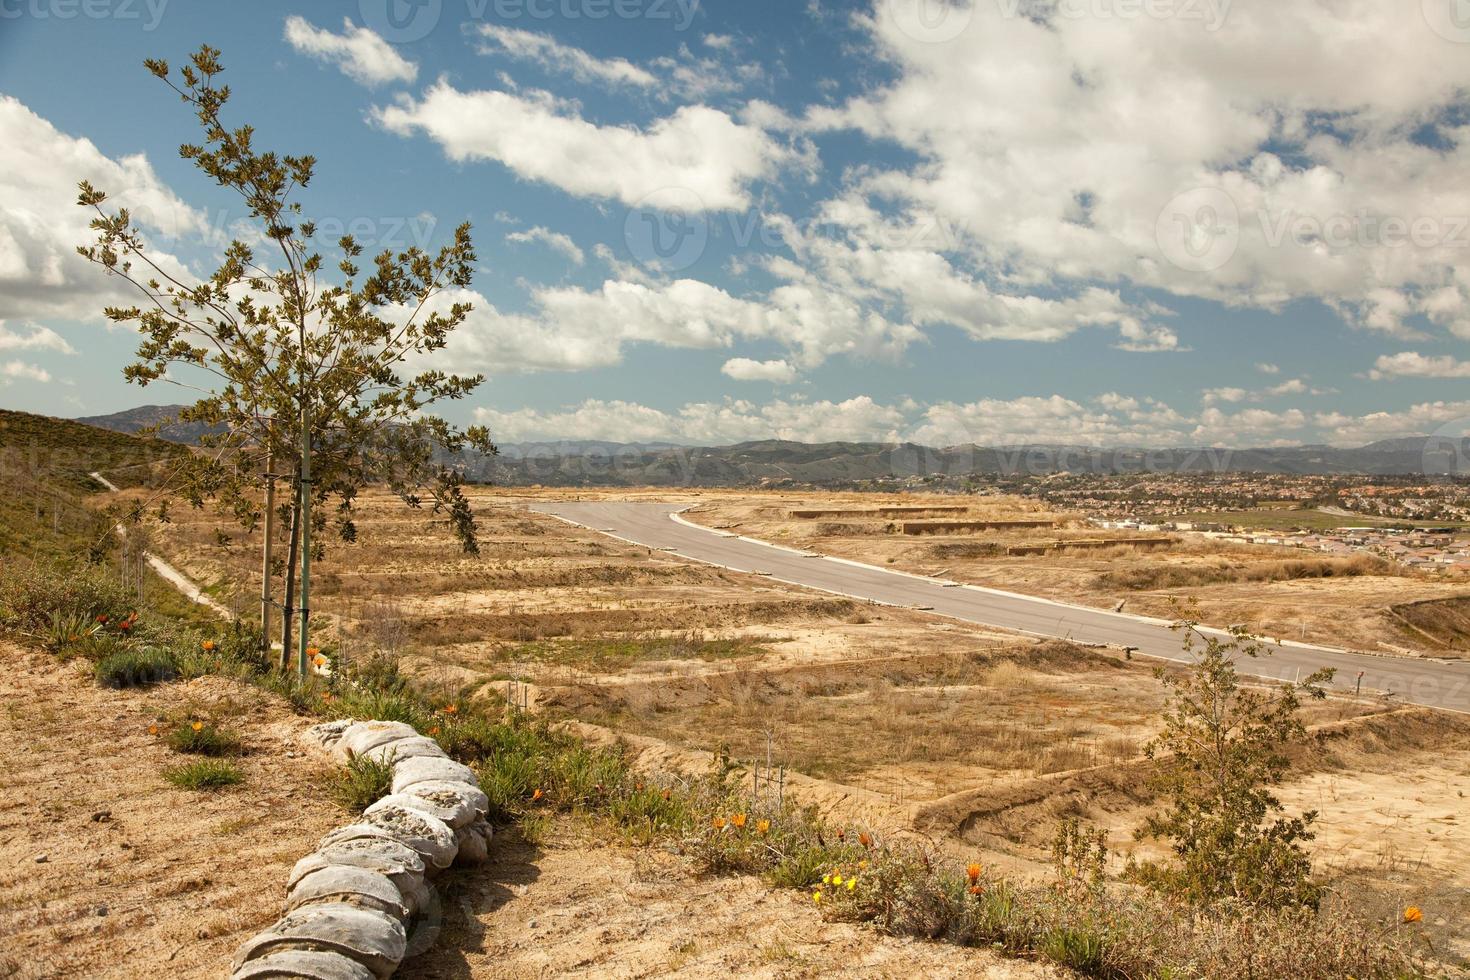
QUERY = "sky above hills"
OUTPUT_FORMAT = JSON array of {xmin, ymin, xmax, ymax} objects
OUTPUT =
[{"xmin": 1, "ymin": 0, "xmax": 1470, "ymax": 448}]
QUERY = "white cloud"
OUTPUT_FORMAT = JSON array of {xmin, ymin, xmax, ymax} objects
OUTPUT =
[
  {"xmin": 375, "ymin": 80, "xmax": 791, "ymax": 209},
  {"xmin": 1255, "ymin": 362, "xmax": 1280, "ymax": 374},
  {"xmin": 474, "ymin": 25, "xmax": 657, "ymax": 88},
  {"xmin": 1369, "ymin": 351, "xmax": 1470, "ymax": 381},
  {"xmin": 284, "ymin": 16, "xmax": 417, "ymax": 87},
  {"xmin": 1202, "ymin": 378, "xmax": 1331, "ymax": 404},
  {"xmin": 475, "ymin": 395, "xmax": 907, "ymax": 445},
  {"xmin": 505, "ymin": 226, "xmax": 585, "ymax": 265},
  {"xmin": 1, "ymin": 360, "xmax": 51, "ymax": 384},
  {"xmin": 0, "ymin": 321, "xmax": 74, "ymax": 354},
  {"xmin": 1315, "ymin": 401, "xmax": 1470, "ymax": 445},
  {"xmin": 0, "ymin": 96, "xmax": 203, "ymax": 324},
  {"xmin": 721, "ymin": 357, "xmax": 796, "ymax": 383},
  {"xmin": 1192, "ymin": 407, "xmax": 1309, "ymax": 446},
  {"xmin": 802, "ymin": 2, "xmax": 1470, "ymax": 347}
]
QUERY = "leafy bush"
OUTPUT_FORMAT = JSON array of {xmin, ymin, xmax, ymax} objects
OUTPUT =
[
  {"xmin": 0, "ymin": 561, "xmax": 132, "ymax": 637},
  {"xmin": 166, "ymin": 720, "xmax": 242, "ymax": 756},
  {"xmin": 163, "ymin": 759, "xmax": 243, "ymax": 790},
  {"xmin": 95, "ymin": 647, "xmax": 178, "ymax": 688},
  {"xmin": 330, "ymin": 754, "xmax": 394, "ymax": 813}
]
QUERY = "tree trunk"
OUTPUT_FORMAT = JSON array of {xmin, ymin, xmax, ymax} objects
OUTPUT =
[{"xmin": 279, "ymin": 463, "xmax": 301, "ymax": 672}]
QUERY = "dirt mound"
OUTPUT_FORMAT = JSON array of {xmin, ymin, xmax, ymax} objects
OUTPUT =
[{"xmin": 1389, "ymin": 595, "xmax": 1470, "ymax": 652}]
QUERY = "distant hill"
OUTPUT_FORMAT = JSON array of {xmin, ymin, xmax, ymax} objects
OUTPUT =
[
  {"xmin": 76, "ymin": 404, "xmax": 222, "ymax": 444},
  {"xmin": 68, "ymin": 405, "xmax": 1470, "ymax": 485}
]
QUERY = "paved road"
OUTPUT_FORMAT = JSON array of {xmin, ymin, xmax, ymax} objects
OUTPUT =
[{"xmin": 530, "ymin": 500, "xmax": 1470, "ymax": 714}]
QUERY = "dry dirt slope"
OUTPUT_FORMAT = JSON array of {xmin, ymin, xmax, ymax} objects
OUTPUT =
[{"xmin": 0, "ymin": 642, "xmax": 1052, "ymax": 979}]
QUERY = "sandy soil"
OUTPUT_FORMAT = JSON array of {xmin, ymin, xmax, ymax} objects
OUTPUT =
[
  {"xmin": 402, "ymin": 822, "xmax": 1057, "ymax": 980},
  {"xmin": 0, "ymin": 642, "xmax": 341, "ymax": 979}
]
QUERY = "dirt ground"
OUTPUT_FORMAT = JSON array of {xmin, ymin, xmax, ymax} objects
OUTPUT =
[
  {"xmin": 0, "ymin": 642, "xmax": 341, "ymax": 980},
  {"xmin": 403, "ymin": 822, "xmax": 1057, "ymax": 980},
  {"xmin": 136, "ymin": 486, "xmax": 1470, "ymax": 966}
]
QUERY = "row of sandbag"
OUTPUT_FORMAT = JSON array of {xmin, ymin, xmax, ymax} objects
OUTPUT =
[{"xmin": 229, "ymin": 719, "xmax": 494, "ymax": 979}]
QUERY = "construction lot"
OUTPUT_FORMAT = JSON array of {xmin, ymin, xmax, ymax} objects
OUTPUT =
[{"xmin": 146, "ymin": 486, "xmax": 1470, "ymax": 958}]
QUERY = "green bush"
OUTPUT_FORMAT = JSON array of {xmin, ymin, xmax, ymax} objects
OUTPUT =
[
  {"xmin": 166, "ymin": 720, "xmax": 242, "ymax": 756},
  {"xmin": 0, "ymin": 561, "xmax": 132, "ymax": 636},
  {"xmin": 95, "ymin": 647, "xmax": 178, "ymax": 688},
  {"xmin": 163, "ymin": 759, "xmax": 243, "ymax": 790},
  {"xmin": 330, "ymin": 754, "xmax": 395, "ymax": 813}
]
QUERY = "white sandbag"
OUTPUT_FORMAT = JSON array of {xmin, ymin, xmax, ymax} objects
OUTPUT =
[
  {"xmin": 231, "ymin": 949, "xmax": 378, "ymax": 980},
  {"xmin": 304, "ymin": 719, "xmax": 355, "ymax": 752},
  {"xmin": 454, "ymin": 818, "xmax": 494, "ymax": 865},
  {"xmin": 292, "ymin": 841, "xmax": 425, "ymax": 897},
  {"xmin": 360, "ymin": 735, "xmax": 446, "ymax": 765},
  {"xmin": 390, "ymin": 755, "xmax": 478, "ymax": 793},
  {"xmin": 285, "ymin": 865, "xmax": 410, "ymax": 920},
  {"xmin": 231, "ymin": 904, "xmax": 406, "ymax": 980},
  {"xmin": 367, "ymin": 789, "xmax": 475, "ymax": 831},
  {"xmin": 360, "ymin": 804, "xmax": 457, "ymax": 870},
  {"xmin": 336, "ymin": 721, "xmax": 420, "ymax": 761},
  {"xmin": 402, "ymin": 780, "xmax": 489, "ymax": 823}
]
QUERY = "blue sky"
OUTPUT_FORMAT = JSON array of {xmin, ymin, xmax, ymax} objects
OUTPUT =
[{"xmin": 2, "ymin": 0, "xmax": 1470, "ymax": 447}]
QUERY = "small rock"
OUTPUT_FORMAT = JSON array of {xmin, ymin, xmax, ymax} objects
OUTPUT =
[
  {"xmin": 91, "ymin": 810, "xmax": 112, "ymax": 823},
  {"xmin": 34, "ymin": 854, "xmax": 48, "ymax": 864},
  {"xmin": 96, "ymin": 905, "xmax": 108, "ymax": 917}
]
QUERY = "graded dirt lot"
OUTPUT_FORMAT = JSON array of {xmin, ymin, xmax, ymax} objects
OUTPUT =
[
  {"xmin": 0, "ymin": 642, "xmax": 341, "ymax": 979},
  {"xmin": 142, "ymin": 486, "xmax": 1470, "ymax": 963},
  {"xmin": 683, "ymin": 492, "xmax": 1470, "ymax": 656}
]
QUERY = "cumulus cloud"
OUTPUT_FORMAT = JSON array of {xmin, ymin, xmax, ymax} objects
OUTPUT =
[
  {"xmin": 1256, "ymin": 362, "xmax": 1281, "ymax": 374},
  {"xmin": 1315, "ymin": 401, "xmax": 1470, "ymax": 445},
  {"xmin": 474, "ymin": 395, "xmax": 907, "ymax": 445},
  {"xmin": 0, "ymin": 322, "xmax": 74, "ymax": 354},
  {"xmin": 0, "ymin": 360, "xmax": 51, "ymax": 384},
  {"xmin": 284, "ymin": 17, "xmax": 417, "ymax": 87},
  {"xmin": 0, "ymin": 96, "xmax": 203, "ymax": 323},
  {"xmin": 374, "ymin": 81, "xmax": 791, "ymax": 209},
  {"xmin": 721, "ymin": 357, "xmax": 796, "ymax": 383},
  {"xmin": 505, "ymin": 226, "xmax": 585, "ymax": 265},
  {"xmin": 1202, "ymin": 378, "xmax": 1331, "ymax": 404},
  {"xmin": 1369, "ymin": 351, "xmax": 1470, "ymax": 380},
  {"xmin": 802, "ymin": 1, "xmax": 1470, "ymax": 347}
]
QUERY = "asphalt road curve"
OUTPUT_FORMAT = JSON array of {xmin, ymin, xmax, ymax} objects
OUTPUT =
[{"xmin": 529, "ymin": 500, "xmax": 1470, "ymax": 715}]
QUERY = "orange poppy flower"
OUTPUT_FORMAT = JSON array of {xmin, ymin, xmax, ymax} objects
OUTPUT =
[
  {"xmin": 442, "ymin": 704, "xmax": 459, "ymax": 715},
  {"xmin": 731, "ymin": 813, "xmax": 747, "ymax": 828},
  {"xmin": 147, "ymin": 724, "xmax": 158, "ymax": 736},
  {"xmin": 712, "ymin": 816, "xmax": 726, "ymax": 830},
  {"xmin": 96, "ymin": 614, "xmax": 109, "ymax": 624},
  {"xmin": 531, "ymin": 788, "xmax": 544, "ymax": 802},
  {"xmin": 201, "ymin": 640, "xmax": 216, "ymax": 652},
  {"xmin": 191, "ymin": 721, "xmax": 203, "ymax": 732},
  {"xmin": 966, "ymin": 863, "xmax": 981, "ymax": 884},
  {"xmin": 858, "ymin": 831, "xmax": 873, "ymax": 849},
  {"xmin": 969, "ymin": 884, "xmax": 984, "ymax": 897},
  {"xmin": 756, "ymin": 819, "xmax": 771, "ymax": 834},
  {"xmin": 1404, "ymin": 906, "xmax": 1424, "ymax": 924},
  {"xmin": 321, "ymin": 692, "xmax": 333, "ymax": 702},
  {"xmin": 305, "ymin": 646, "xmax": 320, "ymax": 658},
  {"xmin": 428, "ymin": 725, "xmax": 441, "ymax": 736}
]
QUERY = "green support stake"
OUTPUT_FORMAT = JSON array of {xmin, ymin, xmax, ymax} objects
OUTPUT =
[{"xmin": 297, "ymin": 401, "xmax": 312, "ymax": 677}]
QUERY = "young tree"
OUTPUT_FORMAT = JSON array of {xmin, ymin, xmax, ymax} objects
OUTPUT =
[
  {"xmin": 1130, "ymin": 612, "xmax": 1334, "ymax": 910},
  {"xmin": 76, "ymin": 45, "xmax": 493, "ymax": 672}
]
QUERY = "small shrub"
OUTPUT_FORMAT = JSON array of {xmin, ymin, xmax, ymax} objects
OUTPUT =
[
  {"xmin": 331, "ymin": 754, "xmax": 395, "ymax": 813},
  {"xmin": 164, "ymin": 759, "xmax": 243, "ymax": 790},
  {"xmin": 95, "ymin": 647, "xmax": 178, "ymax": 688},
  {"xmin": 166, "ymin": 720, "xmax": 242, "ymax": 757}
]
